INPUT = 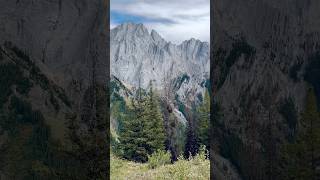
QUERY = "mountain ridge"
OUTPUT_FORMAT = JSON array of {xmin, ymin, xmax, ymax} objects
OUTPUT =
[
  {"xmin": 111, "ymin": 22, "xmax": 209, "ymax": 104},
  {"xmin": 111, "ymin": 22, "xmax": 209, "ymax": 45}
]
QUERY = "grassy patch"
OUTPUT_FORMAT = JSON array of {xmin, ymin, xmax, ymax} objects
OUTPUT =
[
  {"xmin": 147, "ymin": 150, "xmax": 171, "ymax": 169},
  {"xmin": 111, "ymin": 150, "xmax": 209, "ymax": 180}
]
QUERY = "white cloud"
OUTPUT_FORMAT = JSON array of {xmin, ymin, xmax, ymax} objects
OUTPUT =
[
  {"xmin": 110, "ymin": 22, "xmax": 117, "ymax": 29},
  {"xmin": 111, "ymin": 0, "xmax": 210, "ymax": 44}
]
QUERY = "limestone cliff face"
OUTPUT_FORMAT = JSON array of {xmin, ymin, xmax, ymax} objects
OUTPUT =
[
  {"xmin": 212, "ymin": 0, "xmax": 320, "ymax": 179},
  {"xmin": 111, "ymin": 23, "xmax": 209, "ymax": 104},
  {"xmin": 0, "ymin": 0, "xmax": 108, "ymax": 178},
  {"xmin": 0, "ymin": 0, "xmax": 108, "ymax": 138},
  {"xmin": 0, "ymin": 0, "xmax": 108, "ymax": 100}
]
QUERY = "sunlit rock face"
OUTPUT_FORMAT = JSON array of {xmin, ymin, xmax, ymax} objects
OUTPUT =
[{"xmin": 110, "ymin": 23, "xmax": 209, "ymax": 103}]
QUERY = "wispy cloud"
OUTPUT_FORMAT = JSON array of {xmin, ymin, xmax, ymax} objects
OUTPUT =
[{"xmin": 110, "ymin": 0, "xmax": 210, "ymax": 44}]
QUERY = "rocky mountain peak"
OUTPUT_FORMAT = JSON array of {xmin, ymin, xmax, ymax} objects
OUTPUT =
[
  {"xmin": 151, "ymin": 29, "xmax": 166, "ymax": 45},
  {"xmin": 111, "ymin": 23, "xmax": 209, "ymax": 104},
  {"xmin": 112, "ymin": 22, "xmax": 150, "ymax": 42},
  {"xmin": 179, "ymin": 38, "xmax": 209, "ymax": 51}
]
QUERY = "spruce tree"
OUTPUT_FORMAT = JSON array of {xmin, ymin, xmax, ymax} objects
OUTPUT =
[
  {"xmin": 281, "ymin": 87, "xmax": 320, "ymax": 179},
  {"xmin": 119, "ymin": 87, "xmax": 149, "ymax": 162},
  {"xmin": 145, "ymin": 81, "xmax": 166, "ymax": 154},
  {"xmin": 184, "ymin": 124, "xmax": 199, "ymax": 158},
  {"xmin": 119, "ymin": 81, "xmax": 166, "ymax": 162},
  {"xmin": 299, "ymin": 87, "xmax": 320, "ymax": 179},
  {"xmin": 196, "ymin": 89, "xmax": 210, "ymax": 147}
]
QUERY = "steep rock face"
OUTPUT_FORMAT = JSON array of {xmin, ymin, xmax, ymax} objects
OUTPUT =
[
  {"xmin": 0, "ymin": 0, "xmax": 108, "ymax": 178},
  {"xmin": 0, "ymin": 43, "xmax": 72, "ymax": 139},
  {"xmin": 212, "ymin": 0, "xmax": 320, "ymax": 179},
  {"xmin": 111, "ymin": 23, "xmax": 209, "ymax": 103},
  {"xmin": 0, "ymin": 0, "xmax": 108, "ymax": 101}
]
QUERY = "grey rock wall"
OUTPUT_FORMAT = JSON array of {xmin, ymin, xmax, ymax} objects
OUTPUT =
[
  {"xmin": 111, "ymin": 23, "xmax": 209, "ymax": 104},
  {"xmin": 212, "ymin": 0, "xmax": 320, "ymax": 179}
]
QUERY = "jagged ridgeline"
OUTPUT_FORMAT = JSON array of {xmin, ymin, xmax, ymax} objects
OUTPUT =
[
  {"xmin": 0, "ymin": 0, "xmax": 108, "ymax": 179},
  {"xmin": 212, "ymin": 0, "xmax": 320, "ymax": 179},
  {"xmin": 110, "ymin": 23, "xmax": 210, "ymax": 162}
]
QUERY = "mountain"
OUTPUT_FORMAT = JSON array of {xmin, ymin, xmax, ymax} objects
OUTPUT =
[
  {"xmin": 0, "ymin": 1, "xmax": 108, "ymax": 179},
  {"xmin": 212, "ymin": 0, "xmax": 320, "ymax": 179},
  {"xmin": 111, "ymin": 23, "xmax": 210, "ymax": 104},
  {"xmin": 110, "ymin": 23, "xmax": 210, "ymax": 163}
]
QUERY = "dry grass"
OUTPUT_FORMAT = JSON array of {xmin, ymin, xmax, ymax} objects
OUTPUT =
[{"xmin": 111, "ymin": 153, "xmax": 209, "ymax": 180}]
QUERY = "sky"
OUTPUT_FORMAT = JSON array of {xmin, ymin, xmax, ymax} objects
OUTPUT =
[{"xmin": 110, "ymin": 0, "xmax": 210, "ymax": 44}]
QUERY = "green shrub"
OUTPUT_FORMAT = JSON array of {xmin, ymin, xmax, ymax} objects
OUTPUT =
[
  {"xmin": 194, "ymin": 145, "xmax": 209, "ymax": 162},
  {"xmin": 148, "ymin": 149, "xmax": 171, "ymax": 169}
]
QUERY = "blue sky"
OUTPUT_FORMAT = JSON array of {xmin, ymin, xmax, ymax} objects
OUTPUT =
[
  {"xmin": 110, "ymin": 0, "xmax": 210, "ymax": 44},
  {"xmin": 111, "ymin": 11, "xmax": 175, "ymax": 25}
]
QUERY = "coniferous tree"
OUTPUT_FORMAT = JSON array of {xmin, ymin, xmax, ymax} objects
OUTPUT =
[
  {"xmin": 184, "ymin": 123, "xmax": 199, "ymax": 158},
  {"xmin": 118, "ymin": 80, "xmax": 167, "ymax": 163},
  {"xmin": 184, "ymin": 101, "xmax": 199, "ymax": 158},
  {"xmin": 196, "ymin": 89, "xmax": 210, "ymax": 147},
  {"xmin": 119, "ymin": 86, "xmax": 149, "ymax": 162},
  {"xmin": 281, "ymin": 87, "xmax": 320, "ymax": 179},
  {"xmin": 145, "ymin": 81, "xmax": 166, "ymax": 154}
]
